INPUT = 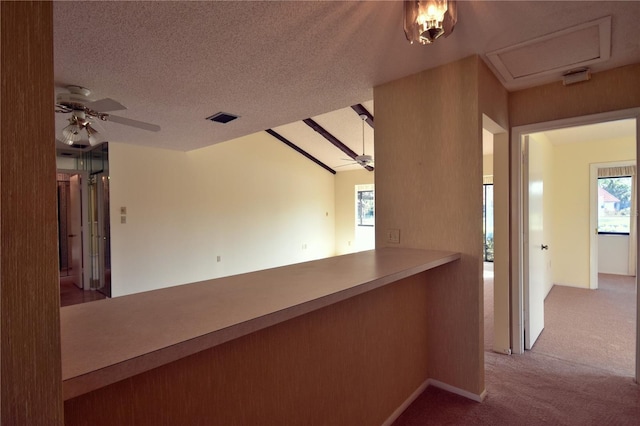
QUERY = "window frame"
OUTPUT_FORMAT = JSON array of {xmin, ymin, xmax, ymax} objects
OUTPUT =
[
  {"xmin": 356, "ymin": 189, "xmax": 375, "ymax": 227},
  {"xmin": 597, "ymin": 175, "xmax": 632, "ymax": 236}
]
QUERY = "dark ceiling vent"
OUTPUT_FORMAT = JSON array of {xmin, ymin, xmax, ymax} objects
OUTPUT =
[{"xmin": 206, "ymin": 112, "xmax": 239, "ymax": 124}]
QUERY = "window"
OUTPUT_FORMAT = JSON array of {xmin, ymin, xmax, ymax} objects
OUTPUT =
[
  {"xmin": 483, "ymin": 183, "xmax": 494, "ymax": 262},
  {"xmin": 597, "ymin": 176, "xmax": 632, "ymax": 234},
  {"xmin": 357, "ymin": 189, "xmax": 374, "ymax": 227}
]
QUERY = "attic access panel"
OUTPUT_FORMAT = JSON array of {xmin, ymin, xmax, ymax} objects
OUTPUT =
[{"xmin": 486, "ymin": 16, "xmax": 611, "ymax": 84}]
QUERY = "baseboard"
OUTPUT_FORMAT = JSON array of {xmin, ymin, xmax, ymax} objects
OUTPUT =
[
  {"xmin": 381, "ymin": 379, "xmax": 429, "ymax": 426},
  {"xmin": 382, "ymin": 379, "xmax": 485, "ymax": 425},
  {"xmin": 427, "ymin": 378, "xmax": 486, "ymax": 402}
]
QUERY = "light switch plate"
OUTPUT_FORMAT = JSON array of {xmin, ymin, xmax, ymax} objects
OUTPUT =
[{"xmin": 387, "ymin": 229, "xmax": 400, "ymax": 244}]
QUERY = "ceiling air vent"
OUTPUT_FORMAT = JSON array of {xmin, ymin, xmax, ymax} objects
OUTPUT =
[{"xmin": 206, "ymin": 112, "xmax": 239, "ymax": 124}]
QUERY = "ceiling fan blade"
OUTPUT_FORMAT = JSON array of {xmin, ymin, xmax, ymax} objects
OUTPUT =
[
  {"xmin": 334, "ymin": 163, "xmax": 357, "ymax": 168},
  {"xmin": 105, "ymin": 114, "xmax": 161, "ymax": 132},
  {"xmin": 86, "ymin": 98, "xmax": 127, "ymax": 112}
]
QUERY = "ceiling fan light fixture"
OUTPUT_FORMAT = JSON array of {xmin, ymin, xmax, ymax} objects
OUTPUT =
[
  {"xmin": 62, "ymin": 120, "xmax": 82, "ymax": 145},
  {"xmin": 404, "ymin": 0, "xmax": 457, "ymax": 45},
  {"xmin": 85, "ymin": 124, "xmax": 105, "ymax": 146}
]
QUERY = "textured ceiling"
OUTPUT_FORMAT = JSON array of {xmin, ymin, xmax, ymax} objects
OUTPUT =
[
  {"xmin": 540, "ymin": 118, "xmax": 636, "ymax": 146},
  {"xmin": 53, "ymin": 1, "xmax": 640, "ymax": 171}
]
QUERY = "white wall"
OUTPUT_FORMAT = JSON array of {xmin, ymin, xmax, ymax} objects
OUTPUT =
[
  {"xmin": 551, "ymin": 136, "xmax": 635, "ymax": 288},
  {"xmin": 599, "ymin": 234, "xmax": 630, "ymax": 274},
  {"xmin": 334, "ymin": 170, "xmax": 375, "ymax": 255},
  {"xmin": 109, "ymin": 131, "xmax": 336, "ymax": 296}
]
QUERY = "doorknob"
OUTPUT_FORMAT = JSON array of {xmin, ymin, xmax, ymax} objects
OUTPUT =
[{"xmin": 541, "ymin": 244, "xmax": 549, "ymax": 250}]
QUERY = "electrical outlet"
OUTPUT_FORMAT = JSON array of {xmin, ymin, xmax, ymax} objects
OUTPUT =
[
  {"xmin": 120, "ymin": 215, "xmax": 126, "ymax": 224},
  {"xmin": 216, "ymin": 255, "xmax": 221, "ymax": 262},
  {"xmin": 387, "ymin": 229, "xmax": 400, "ymax": 244}
]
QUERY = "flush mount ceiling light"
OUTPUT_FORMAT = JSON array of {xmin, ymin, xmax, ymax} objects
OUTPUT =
[{"xmin": 404, "ymin": 0, "xmax": 457, "ymax": 45}]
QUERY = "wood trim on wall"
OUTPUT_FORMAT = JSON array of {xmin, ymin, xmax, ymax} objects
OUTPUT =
[{"xmin": 0, "ymin": 2, "xmax": 63, "ymax": 424}]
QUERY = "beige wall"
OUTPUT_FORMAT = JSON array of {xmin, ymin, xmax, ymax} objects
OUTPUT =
[
  {"xmin": 374, "ymin": 56, "xmax": 508, "ymax": 396},
  {"xmin": 109, "ymin": 132, "xmax": 336, "ymax": 296},
  {"xmin": 550, "ymin": 136, "xmax": 635, "ymax": 287},
  {"xmin": 510, "ymin": 63, "xmax": 640, "ymax": 128},
  {"xmin": 334, "ymin": 169, "xmax": 375, "ymax": 255}
]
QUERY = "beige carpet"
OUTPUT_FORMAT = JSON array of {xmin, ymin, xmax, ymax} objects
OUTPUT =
[
  {"xmin": 393, "ymin": 268, "xmax": 639, "ymax": 425},
  {"xmin": 532, "ymin": 274, "xmax": 635, "ymax": 376}
]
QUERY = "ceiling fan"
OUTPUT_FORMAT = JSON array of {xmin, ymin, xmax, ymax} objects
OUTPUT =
[
  {"xmin": 337, "ymin": 114, "xmax": 374, "ymax": 170},
  {"xmin": 55, "ymin": 85, "xmax": 160, "ymax": 146}
]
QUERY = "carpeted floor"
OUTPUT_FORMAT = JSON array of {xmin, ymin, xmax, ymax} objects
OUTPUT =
[
  {"xmin": 393, "ymin": 268, "xmax": 639, "ymax": 425},
  {"xmin": 532, "ymin": 273, "xmax": 635, "ymax": 376}
]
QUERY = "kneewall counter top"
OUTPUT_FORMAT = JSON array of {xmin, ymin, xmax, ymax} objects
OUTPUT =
[{"xmin": 61, "ymin": 247, "xmax": 460, "ymax": 400}]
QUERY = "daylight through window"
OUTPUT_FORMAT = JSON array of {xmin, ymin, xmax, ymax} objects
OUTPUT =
[
  {"xmin": 483, "ymin": 183, "xmax": 494, "ymax": 262},
  {"xmin": 597, "ymin": 176, "xmax": 632, "ymax": 234},
  {"xmin": 357, "ymin": 190, "xmax": 374, "ymax": 227}
]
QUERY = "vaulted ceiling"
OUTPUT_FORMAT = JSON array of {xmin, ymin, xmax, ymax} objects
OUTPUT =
[{"xmin": 53, "ymin": 1, "xmax": 640, "ymax": 172}]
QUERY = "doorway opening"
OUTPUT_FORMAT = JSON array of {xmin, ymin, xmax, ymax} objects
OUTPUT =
[
  {"xmin": 482, "ymin": 115, "xmax": 510, "ymax": 356},
  {"xmin": 511, "ymin": 108, "xmax": 640, "ymax": 382},
  {"xmin": 89, "ymin": 172, "xmax": 112, "ymax": 297},
  {"xmin": 483, "ymin": 129, "xmax": 495, "ymax": 354},
  {"xmin": 483, "ymin": 183, "xmax": 494, "ymax": 263},
  {"xmin": 57, "ymin": 172, "xmax": 85, "ymax": 283},
  {"xmin": 56, "ymin": 143, "xmax": 112, "ymax": 305}
]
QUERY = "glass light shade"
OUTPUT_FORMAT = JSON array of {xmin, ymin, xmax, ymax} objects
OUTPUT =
[
  {"xmin": 404, "ymin": 0, "xmax": 457, "ymax": 45},
  {"xmin": 89, "ymin": 132, "xmax": 104, "ymax": 146},
  {"xmin": 86, "ymin": 124, "xmax": 105, "ymax": 146},
  {"xmin": 418, "ymin": 0, "xmax": 447, "ymax": 24},
  {"xmin": 62, "ymin": 122, "xmax": 82, "ymax": 145}
]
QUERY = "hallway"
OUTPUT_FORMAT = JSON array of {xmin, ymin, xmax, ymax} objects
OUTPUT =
[{"xmin": 393, "ymin": 267, "xmax": 638, "ymax": 425}]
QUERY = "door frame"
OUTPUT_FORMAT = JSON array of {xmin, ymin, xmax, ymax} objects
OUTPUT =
[
  {"xmin": 510, "ymin": 108, "xmax": 640, "ymax": 382},
  {"xmin": 483, "ymin": 114, "xmax": 511, "ymax": 355},
  {"xmin": 57, "ymin": 169, "xmax": 91, "ymax": 290}
]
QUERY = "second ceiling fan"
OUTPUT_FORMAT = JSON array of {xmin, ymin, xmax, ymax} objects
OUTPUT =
[{"xmin": 55, "ymin": 85, "xmax": 161, "ymax": 146}]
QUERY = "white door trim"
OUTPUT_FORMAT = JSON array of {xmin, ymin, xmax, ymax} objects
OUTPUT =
[{"xmin": 510, "ymin": 108, "xmax": 640, "ymax": 383}]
